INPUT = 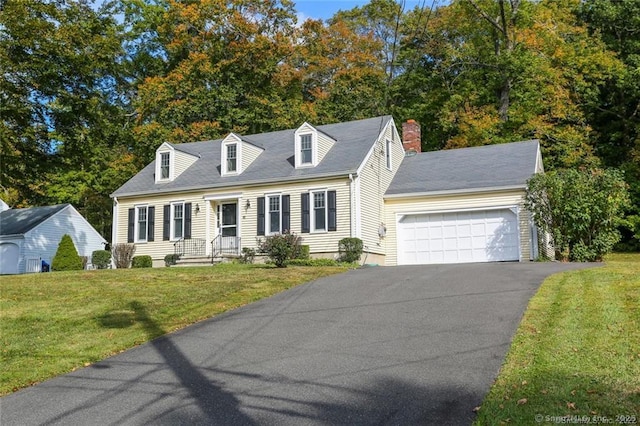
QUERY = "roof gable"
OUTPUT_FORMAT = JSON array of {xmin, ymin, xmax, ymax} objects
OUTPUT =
[
  {"xmin": 0, "ymin": 204, "xmax": 70, "ymax": 236},
  {"xmin": 112, "ymin": 116, "xmax": 393, "ymax": 198},
  {"xmin": 386, "ymin": 140, "xmax": 540, "ymax": 197}
]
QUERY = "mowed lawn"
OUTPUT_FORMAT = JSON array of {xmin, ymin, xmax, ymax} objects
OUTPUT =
[
  {"xmin": 0, "ymin": 264, "xmax": 349, "ymax": 395},
  {"xmin": 475, "ymin": 253, "xmax": 640, "ymax": 424}
]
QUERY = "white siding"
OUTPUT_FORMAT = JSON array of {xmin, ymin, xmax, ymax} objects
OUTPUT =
[
  {"xmin": 241, "ymin": 178, "xmax": 351, "ymax": 254},
  {"xmin": 384, "ymin": 190, "xmax": 532, "ymax": 266},
  {"xmin": 116, "ymin": 192, "xmax": 207, "ymax": 262},
  {"xmin": 174, "ymin": 150, "xmax": 198, "ymax": 178},
  {"xmin": 358, "ymin": 121, "xmax": 404, "ymax": 257},
  {"xmin": 115, "ymin": 177, "xmax": 353, "ymax": 263},
  {"xmin": 23, "ymin": 206, "xmax": 105, "ymax": 273},
  {"xmin": 317, "ymin": 132, "xmax": 336, "ymax": 164},
  {"xmin": 241, "ymin": 142, "xmax": 263, "ymax": 172}
]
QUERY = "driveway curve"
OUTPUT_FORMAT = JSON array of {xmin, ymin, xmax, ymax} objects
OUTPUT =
[{"xmin": 1, "ymin": 262, "xmax": 595, "ymax": 426}]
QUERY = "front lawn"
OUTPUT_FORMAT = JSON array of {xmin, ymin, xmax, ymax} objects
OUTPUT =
[
  {"xmin": 474, "ymin": 253, "xmax": 640, "ymax": 424},
  {"xmin": 0, "ymin": 264, "xmax": 348, "ymax": 395}
]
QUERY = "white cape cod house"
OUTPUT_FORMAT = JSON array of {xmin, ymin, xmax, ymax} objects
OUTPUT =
[{"xmin": 111, "ymin": 116, "xmax": 545, "ymax": 266}]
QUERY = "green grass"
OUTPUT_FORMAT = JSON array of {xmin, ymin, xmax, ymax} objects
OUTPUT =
[
  {"xmin": 474, "ymin": 253, "xmax": 640, "ymax": 425},
  {"xmin": 0, "ymin": 263, "xmax": 349, "ymax": 395}
]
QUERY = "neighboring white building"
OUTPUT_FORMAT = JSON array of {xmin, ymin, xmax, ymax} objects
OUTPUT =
[{"xmin": 0, "ymin": 203, "xmax": 106, "ymax": 274}]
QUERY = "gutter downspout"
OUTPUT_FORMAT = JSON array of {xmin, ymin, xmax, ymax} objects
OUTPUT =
[
  {"xmin": 349, "ymin": 173, "xmax": 356, "ymax": 238},
  {"xmin": 112, "ymin": 197, "xmax": 118, "ymax": 246}
]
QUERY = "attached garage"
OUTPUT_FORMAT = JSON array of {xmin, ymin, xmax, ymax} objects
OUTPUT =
[
  {"xmin": 397, "ymin": 208, "xmax": 520, "ymax": 265},
  {"xmin": 383, "ymin": 140, "xmax": 544, "ymax": 266}
]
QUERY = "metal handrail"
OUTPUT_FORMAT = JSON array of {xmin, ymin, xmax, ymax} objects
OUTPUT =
[
  {"xmin": 211, "ymin": 235, "xmax": 241, "ymax": 261},
  {"xmin": 174, "ymin": 238, "xmax": 206, "ymax": 257}
]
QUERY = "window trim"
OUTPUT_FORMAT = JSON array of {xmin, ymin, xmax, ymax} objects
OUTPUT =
[
  {"xmin": 221, "ymin": 135, "xmax": 243, "ymax": 176},
  {"xmin": 265, "ymin": 193, "xmax": 282, "ymax": 235},
  {"xmin": 294, "ymin": 129, "xmax": 317, "ymax": 168},
  {"xmin": 310, "ymin": 189, "xmax": 328, "ymax": 233},
  {"xmin": 135, "ymin": 205, "xmax": 148, "ymax": 243},
  {"xmin": 170, "ymin": 201, "xmax": 185, "ymax": 241},
  {"xmin": 155, "ymin": 148, "xmax": 173, "ymax": 182},
  {"xmin": 226, "ymin": 143, "xmax": 238, "ymax": 174}
]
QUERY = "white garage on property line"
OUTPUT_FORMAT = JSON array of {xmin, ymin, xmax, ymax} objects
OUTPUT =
[
  {"xmin": 0, "ymin": 203, "xmax": 106, "ymax": 274},
  {"xmin": 384, "ymin": 141, "xmax": 545, "ymax": 266}
]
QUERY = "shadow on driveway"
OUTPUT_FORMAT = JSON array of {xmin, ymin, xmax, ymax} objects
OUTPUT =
[{"xmin": 0, "ymin": 262, "xmax": 597, "ymax": 425}]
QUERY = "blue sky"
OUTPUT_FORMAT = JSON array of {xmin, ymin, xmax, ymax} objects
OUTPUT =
[{"xmin": 292, "ymin": 0, "xmax": 426, "ymax": 21}]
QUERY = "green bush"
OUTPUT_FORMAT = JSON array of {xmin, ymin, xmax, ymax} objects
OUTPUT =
[
  {"xmin": 338, "ymin": 237, "xmax": 363, "ymax": 263},
  {"xmin": 91, "ymin": 250, "xmax": 112, "ymax": 269},
  {"xmin": 240, "ymin": 247, "xmax": 256, "ymax": 264},
  {"xmin": 164, "ymin": 254, "xmax": 180, "ymax": 267},
  {"xmin": 52, "ymin": 234, "xmax": 83, "ymax": 271},
  {"xmin": 258, "ymin": 232, "xmax": 302, "ymax": 268},
  {"xmin": 299, "ymin": 245, "xmax": 310, "ymax": 260},
  {"xmin": 132, "ymin": 255, "xmax": 153, "ymax": 268}
]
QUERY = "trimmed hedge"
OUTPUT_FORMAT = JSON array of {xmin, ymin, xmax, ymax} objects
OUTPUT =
[
  {"xmin": 91, "ymin": 250, "xmax": 112, "ymax": 269},
  {"xmin": 132, "ymin": 255, "xmax": 153, "ymax": 268},
  {"xmin": 338, "ymin": 237, "xmax": 363, "ymax": 263},
  {"xmin": 164, "ymin": 254, "xmax": 180, "ymax": 267},
  {"xmin": 52, "ymin": 234, "xmax": 83, "ymax": 271}
]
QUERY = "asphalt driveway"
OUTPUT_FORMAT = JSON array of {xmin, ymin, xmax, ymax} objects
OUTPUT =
[{"xmin": 1, "ymin": 262, "xmax": 595, "ymax": 425}]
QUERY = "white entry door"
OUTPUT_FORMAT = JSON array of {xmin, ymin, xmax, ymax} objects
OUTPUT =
[{"xmin": 398, "ymin": 209, "xmax": 520, "ymax": 265}]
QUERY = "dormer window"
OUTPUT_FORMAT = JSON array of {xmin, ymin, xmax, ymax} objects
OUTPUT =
[
  {"xmin": 160, "ymin": 152, "xmax": 170, "ymax": 179},
  {"xmin": 300, "ymin": 134, "xmax": 313, "ymax": 164},
  {"xmin": 226, "ymin": 143, "xmax": 237, "ymax": 173}
]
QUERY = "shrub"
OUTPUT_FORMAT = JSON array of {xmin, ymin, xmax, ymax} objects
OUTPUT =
[
  {"xmin": 258, "ymin": 232, "xmax": 302, "ymax": 268},
  {"xmin": 112, "ymin": 243, "xmax": 136, "ymax": 269},
  {"xmin": 132, "ymin": 255, "xmax": 153, "ymax": 268},
  {"xmin": 240, "ymin": 247, "xmax": 256, "ymax": 264},
  {"xmin": 52, "ymin": 234, "xmax": 83, "ymax": 271},
  {"xmin": 164, "ymin": 254, "xmax": 180, "ymax": 267},
  {"xmin": 92, "ymin": 250, "xmax": 112, "ymax": 269},
  {"xmin": 299, "ymin": 245, "xmax": 310, "ymax": 260},
  {"xmin": 526, "ymin": 169, "xmax": 630, "ymax": 261},
  {"xmin": 286, "ymin": 258, "xmax": 342, "ymax": 267},
  {"xmin": 338, "ymin": 237, "xmax": 363, "ymax": 263}
]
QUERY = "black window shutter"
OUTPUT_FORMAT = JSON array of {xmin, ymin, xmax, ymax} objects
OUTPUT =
[
  {"xmin": 282, "ymin": 195, "xmax": 290, "ymax": 233},
  {"xmin": 301, "ymin": 193, "xmax": 310, "ymax": 233},
  {"xmin": 328, "ymin": 191, "xmax": 337, "ymax": 231},
  {"xmin": 127, "ymin": 208, "xmax": 135, "ymax": 243},
  {"xmin": 163, "ymin": 205, "xmax": 170, "ymax": 241},
  {"xmin": 148, "ymin": 206, "xmax": 155, "ymax": 242},
  {"xmin": 257, "ymin": 197, "xmax": 265, "ymax": 236},
  {"xmin": 184, "ymin": 202, "xmax": 192, "ymax": 239}
]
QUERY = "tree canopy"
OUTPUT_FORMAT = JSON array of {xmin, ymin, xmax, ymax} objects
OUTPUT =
[{"xmin": 1, "ymin": 0, "xmax": 638, "ymax": 248}]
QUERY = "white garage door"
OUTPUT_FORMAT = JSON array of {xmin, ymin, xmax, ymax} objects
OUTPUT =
[
  {"xmin": 398, "ymin": 209, "xmax": 520, "ymax": 265},
  {"xmin": 0, "ymin": 243, "xmax": 20, "ymax": 275}
]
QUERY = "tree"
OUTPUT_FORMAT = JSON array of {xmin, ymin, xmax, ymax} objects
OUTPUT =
[
  {"xmin": 128, "ymin": 0, "xmax": 299, "ymax": 162},
  {"xmin": 390, "ymin": 0, "xmax": 620, "ymax": 168},
  {"xmin": 52, "ymin": 234, "xmax": 83, "ymax": 271},
  {"xmin": 579, "ymin": 0, "xmax": 640, "ymax": 242},
  {"xmin": 525, "ymin": 169, "xmax": 629, "ymax": 262},
  {"xmin": 0, "ymin": 0, "xmax": 134, "ymax": 234}
]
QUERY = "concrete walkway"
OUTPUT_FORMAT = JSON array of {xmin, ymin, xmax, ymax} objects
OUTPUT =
[{"xmin": 1, "ymin": 262, "xmax": 595, "ymax": 425}]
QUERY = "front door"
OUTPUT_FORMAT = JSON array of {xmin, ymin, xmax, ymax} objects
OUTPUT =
[
  {"xmin": 215, "ymin": 202, "xmax": 238, "ymax": 254},
  {"xmin": 218, "ymin": 203, "xmax": 237, "ymax": 236}
]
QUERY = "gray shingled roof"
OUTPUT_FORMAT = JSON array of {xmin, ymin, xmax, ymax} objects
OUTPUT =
[
  {"xmin": 112, "ymin": 116, "xmax": 392, "ymax": 197},
  {"xmin": 0, "ymin": 204, "xmax": 69, "ymax": 236},
  {"xmin": 385, "ymin": 140, "xmax": 540, "ymax": 196}
]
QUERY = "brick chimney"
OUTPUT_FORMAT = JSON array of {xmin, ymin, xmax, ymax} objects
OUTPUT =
[{"xmin": 402, "ymin": 119, "xmax": 421, "ymax": 153}]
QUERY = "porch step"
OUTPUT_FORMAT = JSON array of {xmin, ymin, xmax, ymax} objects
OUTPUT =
[{"xmin": 173, "ymin": 256, "xmax": 219, "ymax": 267}]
